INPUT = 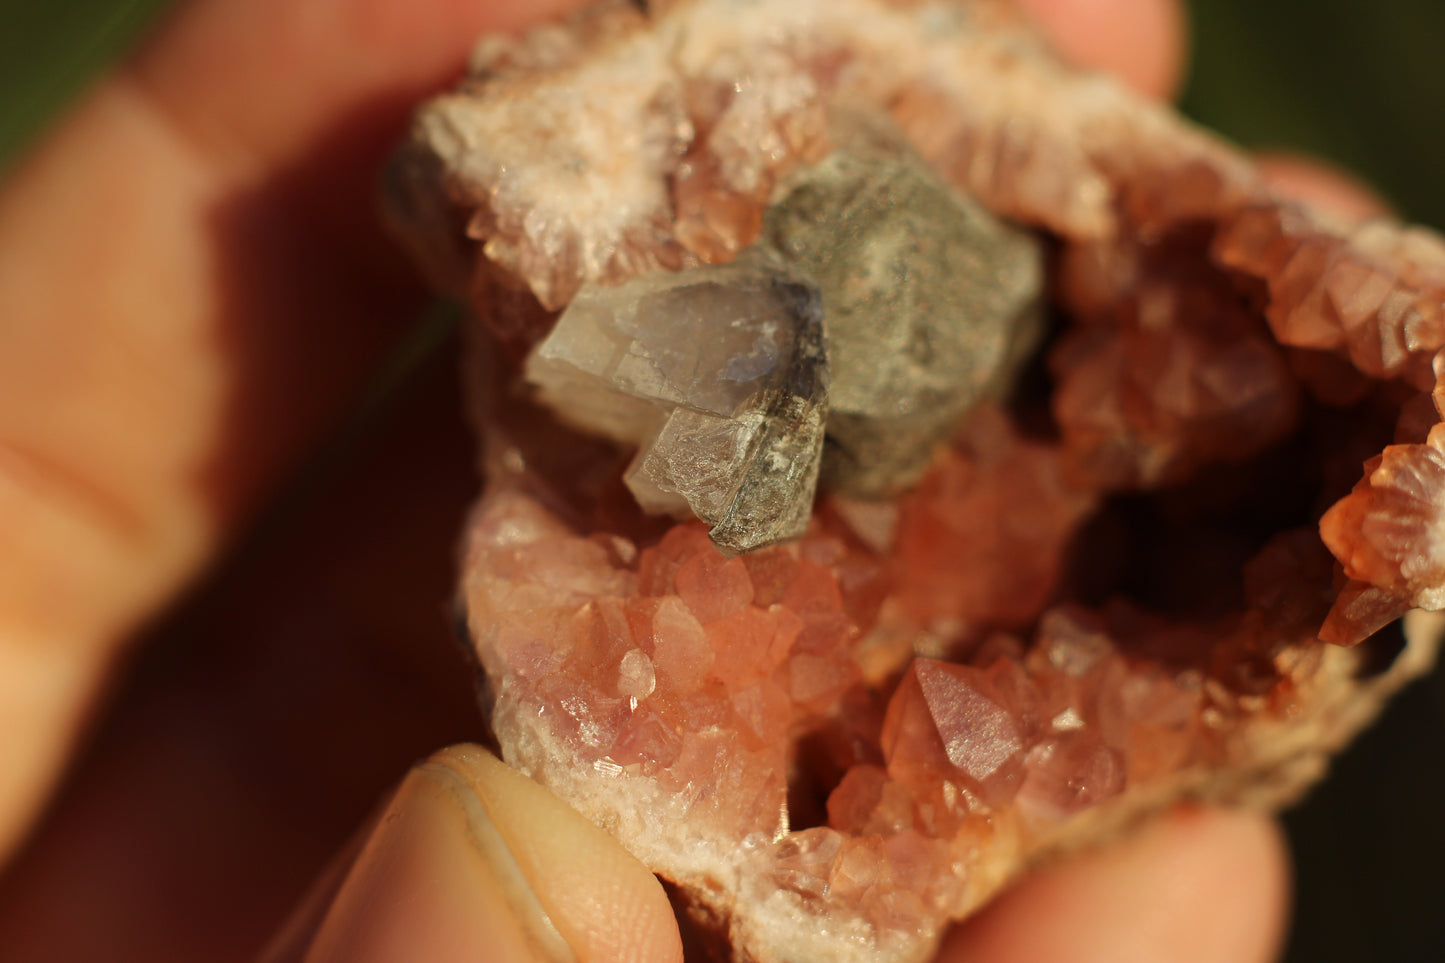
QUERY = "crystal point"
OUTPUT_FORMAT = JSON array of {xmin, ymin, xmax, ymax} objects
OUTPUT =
[{"xmin": 527, "ymin": 254, "xmax": 828, "ymax": 553}]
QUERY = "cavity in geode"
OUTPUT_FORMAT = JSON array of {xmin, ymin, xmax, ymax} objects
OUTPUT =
[{"xmin": 384, "ymin": 2, "xmax": 1445, "ymax": 962}]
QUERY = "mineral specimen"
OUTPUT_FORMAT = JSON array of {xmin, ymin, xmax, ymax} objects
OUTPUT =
[
  {"xmin": 526, "ymin": 253, "xmax": 828, "ymax": 554},
  {"xmin": 385, "ymin": 1, "xmax": 1445, "ymax": 961}
]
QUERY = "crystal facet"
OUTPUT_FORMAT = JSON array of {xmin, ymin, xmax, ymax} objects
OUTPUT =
[{"xmin": 526, "ymin": 253, "xmax": 828, "ymax": 553}]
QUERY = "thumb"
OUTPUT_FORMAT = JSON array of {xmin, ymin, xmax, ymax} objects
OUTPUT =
[{"xmin": 262, "ymin": 745, "xmax": 682, "ymax": 963}]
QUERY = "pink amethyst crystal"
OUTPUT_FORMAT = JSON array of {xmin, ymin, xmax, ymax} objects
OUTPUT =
[{"xmin": 386, "ymin": 1, "xmax": 1445, "ymax": 960}]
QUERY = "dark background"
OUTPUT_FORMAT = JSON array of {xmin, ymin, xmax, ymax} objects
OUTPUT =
[
  {"xmin": 2, "ymin": 1, "xmax": 1444, "ymax": 960},
  {"xmin": 1184, "ymin": 5, "xmax": 1445, "ymax": 960}
]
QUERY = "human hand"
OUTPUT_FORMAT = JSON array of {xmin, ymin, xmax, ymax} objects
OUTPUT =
[{"xmin": 0, "ymin": 0, "xmax": 1387, "ymax": 960}]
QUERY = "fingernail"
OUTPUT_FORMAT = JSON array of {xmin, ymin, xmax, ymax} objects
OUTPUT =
[
  {"xmin": 422, "ymin": 746, "xmax": 684, "ymax": 963},
  {"xmin": 297, "ymin": 755, "xmax": 576, "ymax": 963}
]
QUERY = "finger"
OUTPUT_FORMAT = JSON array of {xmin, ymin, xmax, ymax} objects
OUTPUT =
[
  {"xmin": 0, "ymin": 0, "xmax": 582, "ymax": 861},
  {"xmin": 1256, "ymin": 152, "xmax": 1394, "ymax": 224},
  {"xmin": 1014, "ymin": 0, "xmax": 1188, "ymax": 100},
  {"xmin": 939, "ymin": 807, "xmax": 1290, "ymax": 963},
  {"xmin": 265, "ymin": 747, "xmax": 682, "ymax": 963}
]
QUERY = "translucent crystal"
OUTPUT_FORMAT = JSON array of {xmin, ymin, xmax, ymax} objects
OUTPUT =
[
  {"xmin": 1319, "ymin": 440, "xmax": 1445, "ymax": 643},
  {"xmin": 526, "ymin": 253, "xmax": 827, "ymax": 553}
]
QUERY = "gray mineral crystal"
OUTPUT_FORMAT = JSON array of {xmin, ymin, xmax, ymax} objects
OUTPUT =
[
  {"xmin": 526, "ymin": 253, "xmax": 827, "ymax": 554},
  {"xmin": 764, "ymin": 116, "xmax": 1046, "ymax": 497}
]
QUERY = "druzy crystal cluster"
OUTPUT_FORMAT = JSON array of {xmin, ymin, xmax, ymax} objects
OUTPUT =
[{"xmin": 386, "ymin": 1, "xmax": 1445, "ymax": 961}]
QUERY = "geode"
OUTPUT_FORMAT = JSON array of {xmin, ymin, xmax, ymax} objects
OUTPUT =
[{"xmin": 385, "ymin": 2, "xmax": 1445, "ymax": 961}]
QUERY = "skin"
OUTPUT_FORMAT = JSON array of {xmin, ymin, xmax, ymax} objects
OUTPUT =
[{"xmin": 0, "ymin": 0, "xmax": 1386, "ymax": 960}]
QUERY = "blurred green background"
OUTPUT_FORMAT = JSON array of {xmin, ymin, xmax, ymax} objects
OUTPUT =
[{"xmin": 2, "ymin": 0, "xmax": 1443, "ymax": 960}]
